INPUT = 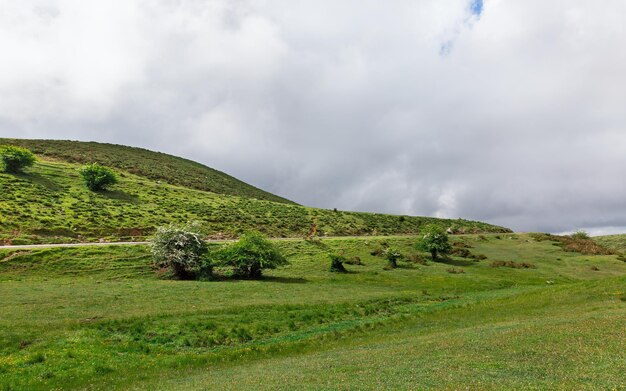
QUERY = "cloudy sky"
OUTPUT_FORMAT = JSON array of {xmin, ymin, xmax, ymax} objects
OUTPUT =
[{"xmin": 1, "ymin": 0, "xmax": 625, "ymax": 234}]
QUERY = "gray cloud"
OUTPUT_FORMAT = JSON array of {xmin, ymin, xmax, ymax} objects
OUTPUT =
[{"xmin": 1, "ymin": 0, "xmax": 626, "ymax": 233}]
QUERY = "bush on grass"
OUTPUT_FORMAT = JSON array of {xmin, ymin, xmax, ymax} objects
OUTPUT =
[{"xmin": 151, "ymin": 222, "xmax": 209, "ymax": 280}]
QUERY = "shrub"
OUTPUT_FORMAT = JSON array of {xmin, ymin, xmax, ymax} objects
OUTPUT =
[
  {"xmin": 489, "ymin": 260, "xmax": 536, "ymax": 269},
  {"xmin": 79, "ymin": 163, "xmax": 118, "ymax": 191},
  {"xmin": 329, "ymin": 254, "xmax": 348, "ymax": 273},
  {"xmin": 417, "ymin": 224, "xmax": 452, "ymax": 260},
  {"xmin": 151, "ymin": 222, "xmax": 209, "ymax": 280},
  {"xmin": 446, "ymin": 268, "xmax": 465, "ymax": 274},
  {"xmin": 216, "ymin": 232, "xmax": 287, "ymax": 278},
  {"xmin": 383, "ymin": 248, "xmax": 402, "ymax": 269},
  {"xmin": 570, "ymin": 230, "xmax": 590, "ymax": 240},
  {"xmin": 0, "ymin": 145, "xmax": 36, "ymax": 173}
]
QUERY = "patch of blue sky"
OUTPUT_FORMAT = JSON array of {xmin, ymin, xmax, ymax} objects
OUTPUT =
[{"xmin": 469, "ymin": 0, "xmax": 483, "ymax": 17}]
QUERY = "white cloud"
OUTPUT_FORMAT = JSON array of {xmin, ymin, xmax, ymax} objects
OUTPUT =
[{"xmin": 1, "ymin": 0, "xmax": 626, "ymax": 233}]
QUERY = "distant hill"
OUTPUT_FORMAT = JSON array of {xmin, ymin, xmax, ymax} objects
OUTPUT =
[
  {"xmin": 0, "ymin": 139, "xmax": 511, "ymax": 244},
  {"xmin": 0, "ymin": 138, "xmax": 295, "ymax": 204}
]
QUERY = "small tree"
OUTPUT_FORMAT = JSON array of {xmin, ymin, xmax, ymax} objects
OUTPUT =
[
  {"xmin": 216, "ymin": 232, "xmax": 287, "ymax": 278},
  {"xmin": 329, "ymin": 254, "xmax": 348, "ymax": 273},
  {"xmin": 79, "ymin": 163, "xmax": 118, "ymax": 191},
  {"xmin": 151, "ymin": 222, "xmax": 209, "ymax": 280},
  {"xmin": 0, "ymin": 145, "xmax": 36, "ymax": 173},
  {"xmin": 417, "ymin": 224, "xmax": 452, "ymax": 260},
  {"xmin": 383, "ymin": 247, "xmax": 402, "ymax": 268}
]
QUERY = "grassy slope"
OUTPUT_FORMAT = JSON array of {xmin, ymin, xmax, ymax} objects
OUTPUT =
[
  {"xmin": 0, "ymin": 138, "xmax": 295, "ymax": 205},
  {"xmin": 594, "ymin": 234, "xmax": 626, "ymax": 253},
  {"xmin": 0, "ymin": 159, "xmax": 508, "ymax": 244},
  {"xmin": 1, "ymin": 234, "xmax": 625, "ymax": 389}
]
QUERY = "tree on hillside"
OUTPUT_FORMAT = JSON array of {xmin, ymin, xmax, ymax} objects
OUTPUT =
[
  {"xmin": 0, "ymin": 145, "xmax": 36, "ymax": 173},
  {"xmin": 215, "ymin": 232, "xmax": 288, "ymax": 278},
  {"xmin": 79, "ymin": 163, "xmax": 118, "ymax": 191},
  {"xmin": 151, "ymin": 222, "xmax": 210, "ymax": 280},
  {"xmin": 417, "ymin": 224, "xmax": 452, "ymax": 260}
]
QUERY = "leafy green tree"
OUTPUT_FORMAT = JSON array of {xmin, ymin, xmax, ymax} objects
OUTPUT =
[
  {"xmin": 216, "ymin": 232, "xmax": 287, "ymax": 278},
  {"xmin": 151, "ymin": 222, "xmax": 209, "ymax": 280},
  {"xmin": 383, "ymin": 247, "xmax": 402, "ymax": 268},
  {"xmin": 79, "ymin": 163, "xmax": 118, "ymax": 191},
  {"xmin": 0, "ymin": 145, "xmax": 36, "ymax": 173},
  {"xmin": 417, "ymin": 224, "xmax": 452, "ymax": 260}
]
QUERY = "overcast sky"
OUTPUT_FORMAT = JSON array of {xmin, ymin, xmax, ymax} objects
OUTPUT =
[{"xmin": 1, "ymin": 0, "xmax": 625, "ymax": 234}]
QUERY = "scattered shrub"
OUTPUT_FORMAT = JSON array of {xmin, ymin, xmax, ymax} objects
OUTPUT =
[
  {"xmin": 489, "ymin": 260, "xmax": 536, "ymax": 269},
  {"xmin": 570, "ymin": 230, "xmax": 590, "ymax": 240},
  {"xmin": 473, "ymin": 254, "xmax": 488, "ymax": 261},
  {"xmin": 417, "ymin": 224, "xmax": 452, "ymax": 260},
  {"xmin": 590, "ymin": 265, "xmax": 600, "ymax": 271},
  {"xmin": 446, "ymin": 268, "xmax": 465, "ymax": 274},
  {"xmin": 215, "ymin": 232, "xmax": 288, "ymax": 278},
  {"xmin": 452, "ymin": 241, "xmax": 473, "ymax": 248},
  {"xmin": 617, "ymin": 254, "xmax": 626, "ymax": 262},
  {"xmin": 383, "ymin": 248, "xmax": 402, "ymax": 269},
  {"xmin": 151, "ymin": 222, "xmax": 209, "ymax": 280},
  {"xmin": 529, "ymin": 233, "xmax": 614, "ymax": 255},
  {"xmin": 329, "ymin": 254, "xmax": 348, "ymax": 273},
  {"xmin": 0, "ymin": 145, "xmax": 36, "ymax": 173},
  {"xmin": 79, "ymin": 163, "xmax": 118, "ymax": 191}
]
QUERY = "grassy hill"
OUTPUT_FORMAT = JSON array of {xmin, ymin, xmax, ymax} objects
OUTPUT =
[
  {"xmin": 0, "ymin": 141, "xmax": 510, "ymax": 245},
  {"xmin": 1, "ymin": 234, "xmax": 625, "ymax": 389},
  {"xmin": 0, "ymin": 138, "xmax": 295, "ymax": 204},
  {"xmin": 594, "ymin": 234, "xmax": 626, "ymax": 253}
]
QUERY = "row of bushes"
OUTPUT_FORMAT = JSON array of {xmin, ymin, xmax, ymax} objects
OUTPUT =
[
  {"xmin": 0, "ymin": 145, "xmax": 118, "ymax": 191},
  {"xmin": 151, "ymin": 224, "xmax": 287, "ymax": 280},
  {"xmin": 153, "ymin": 223, "xmax": 456, "ymax": 280}
]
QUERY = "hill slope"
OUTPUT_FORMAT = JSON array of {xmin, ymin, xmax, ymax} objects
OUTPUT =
[
  {"xmin": 0, "ymin": 140, "xmax": 510, "ymax": 245},
  {"xmin": 0, "ymin": 138, "xmax": 295, "ymax": 204},
  {"xmin": 594, "ymin": 234, "xmax": 626, "ymax": 253}
]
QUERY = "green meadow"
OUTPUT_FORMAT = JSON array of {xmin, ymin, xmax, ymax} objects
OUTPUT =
[{"xmin": 1, "ymin": 234, "xmax": 625, "ymax": 390}]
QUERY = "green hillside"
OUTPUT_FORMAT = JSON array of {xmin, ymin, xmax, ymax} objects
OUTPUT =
[
  {"xmin": 0, "ymin": 143, "xmax": 509, "ymax": 245},
  {"xmin": 1, "ymin": 234, "xmax": 625, "ymax": 389},
  {"xmin": 0, "ymin": 138, "xmax": 295, "ymax": 204},
  {"xmin": 594, "ymin": 234, "xmax": 626, "ymax": 253}
]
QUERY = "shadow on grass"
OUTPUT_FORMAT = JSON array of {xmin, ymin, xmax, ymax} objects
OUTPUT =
[
  {"xmin": 100, "ymin": 189, "xmax": 140, "ymax": 203},
  {"xmin": 14, "ymin": 172, "xmax": 65, "ymax": 192},
  {"xmin": 208, "ymin": 274, "xmax": 308, "ymax": 284},
  {"xmin": 435, "ymin": 257, "xmax": 475, "ymax": 267}
]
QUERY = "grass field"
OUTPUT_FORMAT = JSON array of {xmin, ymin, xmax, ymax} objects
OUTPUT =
[
  {"xmin": 0, "ymin": 158, "xmax": 508, "ymax": 245},
  {"xmin": 1, "ymin": 234, "xmax": 625, "ymax": 390}
]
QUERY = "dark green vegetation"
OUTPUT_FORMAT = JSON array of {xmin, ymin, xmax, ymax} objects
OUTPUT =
[
  {"xmin": 1, "ymin": 234, "xmax": 625, "ymax": 389},
  {"xmin": 0, "ymin": 141, "xmax": 508, "ymax": 245},
  {"xmin": 0, "ymin": 145, "xmax": 36, "ymax": 173},
  {"xmin": 0, "ymin": 138, "xmax": 294, "ymax": 204},
  {"xmin": 78, "ymin": 163, "xmax": 118, "ymax": 191},
  {"xmin": 214, "ymin": 232, "xmax": 288, "ymax": 278}
]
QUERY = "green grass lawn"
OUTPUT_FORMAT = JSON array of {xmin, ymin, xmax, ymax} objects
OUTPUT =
[
  {"xmin": 1, "ymin": 234, "xmax": 625, "ymax": 389},
  {"xmin": 0, "ymin": 158, "xmax": 508, "ymax": 245}
]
